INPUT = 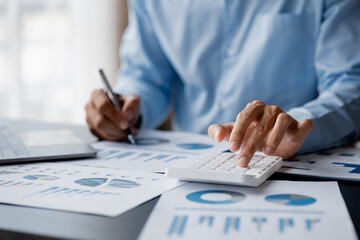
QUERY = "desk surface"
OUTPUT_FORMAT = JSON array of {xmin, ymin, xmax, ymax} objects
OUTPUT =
[{"xmin": 0, "ymin": 119, "xmax": 359, "ymax": 240}]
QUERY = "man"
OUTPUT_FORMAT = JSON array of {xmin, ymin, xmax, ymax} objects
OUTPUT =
[{"xmin": 85, "ymin": 0, "xmax": 360, "ymax": 167}]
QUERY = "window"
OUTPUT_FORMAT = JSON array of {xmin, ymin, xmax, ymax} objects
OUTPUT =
[{"xmin": 0, "ymin": 0, "xmax": 127, "ymax": 124}]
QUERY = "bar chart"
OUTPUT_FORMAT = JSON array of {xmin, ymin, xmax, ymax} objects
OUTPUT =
[
  {"xmin": 69, "ymin": 129, "xmax": 229, "ymax": 173},
  {"xmin": 280, "ymin": 147, "xmax": 360, "ymax": 181}
]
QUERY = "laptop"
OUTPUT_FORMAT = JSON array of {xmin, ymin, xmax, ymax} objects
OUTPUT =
[{"xmin": 0, "ymin": 122, "xmax": 96, "ymax": 164}]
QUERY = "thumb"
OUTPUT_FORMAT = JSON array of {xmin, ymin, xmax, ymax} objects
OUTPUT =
[
  {"xmin": 121, "ymin": 95, "xmax": 141, "ymax": 125},
  {"xmin": 296, "ymin": 118, "xmax": 313, "ymax": 140}
]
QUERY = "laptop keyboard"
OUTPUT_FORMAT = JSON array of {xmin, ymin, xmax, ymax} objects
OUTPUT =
[{"xmin": 0, "ymin": 127, "xmax": 29, "ymax": 158}]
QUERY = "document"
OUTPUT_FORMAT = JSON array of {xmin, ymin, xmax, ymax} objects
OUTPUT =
[
  {"xmin": 279, "ymin": 147, "xmax": 360, "ymax": 181},
  {"xmin": 139, "ymin": 181, "xmax": 357, "ymax": 240},
  {"xmin": 0, "ymin": 163, "xmax": 182, "ymax": 217},
  {"xmin": 70, "ymin": 129, "xmax": 229, "ymax": 173}
]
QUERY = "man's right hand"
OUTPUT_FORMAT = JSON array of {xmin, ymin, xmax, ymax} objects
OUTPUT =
[{"xmin": 85, "ymin": 89, "xmax": 141, "ymax": 141}]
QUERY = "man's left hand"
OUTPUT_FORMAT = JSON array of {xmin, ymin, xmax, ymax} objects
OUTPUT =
[{"xmin": 208, "ymin": 100, "xmax": 313, "ymax": 167}]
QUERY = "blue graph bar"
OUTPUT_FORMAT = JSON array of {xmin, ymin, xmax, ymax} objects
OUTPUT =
[
  {"xmin": 28, "ymin": 187, "xmax": 118, "ymax": 199},
  {"xmin": 108, "ymin": 152, "xmax": 136, "ymax": 160},
  {"xmin": 139, "ymin": 153, "xmax": 152, "ymax": 157},
  {"xmin": 0, "ymin": 181, "xmax": 13, "ymax": 186},
  {"xmin": 199, "ymin": 216, "xmax": 214, "ymax": 227},
  {"xmin": 5, "ymin": 182, "xmax": 23, "ymax": 187},
  {"xmin": 52, "ymin": 188, "xmax": 70, "ymax": 194},
  {"xmin": 164, "ymin": 156, "xmax": 186, "ymax": 163},
  {"xmin": 279, "ymin": 218, "xmax": 294, "ymax": 233},
  {"xmin": 199, "ymin": 216, "xmax": 204, "ymax": 224},
  {"xmin": 102, "ymin": 192, "xmax": 113, "ymax": 196},
  {"xmin": 179, "ymin": 216, "xmax": 188, "ymax": 236},
  {"xmin": 66, "ymin": 189, "xmax": 81, "ymax": 195},
  {"xmin": 89, "ymin": 191, "xmax": 101, "ymax": 195},
  {"xmin": 234, "ymin": 217, "xmax": 240, "ymax": 231},
  {"xmin": 306, "ymin": 219, "xmax": 320, "ymax": 231},
  {"xmin": 209, "ymin": 217, "xmax": 214, "ymax": 227},
  {"xmin": 57, "ymin": 188, "xmax": 77, "ymax": 195},
  {"xmin": 224, "ymin": 217, "xmax": 240, "ymax": 234},
  {"xmin": 144, "ymin": 154, "xmax": 169, "ymax": 162},
  {"xmin": 0, "ymin": 170, "xmax": 19, "ymax": 175},
  {"xmin": 39, "ymin": 186, "xmax": 60, "ymax": 194},
  {"xmin": 129, "ymin": 153, "xmax": 152, "ymax": 161},
  {"xmin": 168, "ymin": 216, "xmax": 188, "ymax": 236},
  {"xmin": 333, "ymin": 162, "xmax": 360, "ymax": 174},
  {"xmin": 224, "ymin": 217, "xmax": 231, "ymax": 233},
  {"xmin": 100, "ymin": 150, "xmax": 119, "ymax": 157},
  {"xmin": 252, "ymin": 217, "xmax": 267, "ymax": 231},
  {"xmin": 77, "ymin": 190, "xmax": 91, "ymax": 195},
  {"xmin": 168, "ymin": 216, "xmax": 178, "ymax": 235}
]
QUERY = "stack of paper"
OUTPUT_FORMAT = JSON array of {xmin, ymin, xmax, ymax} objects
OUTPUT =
[{"xmin": 0, "ymin": 128, "xmax": 357, "ymax": 240}]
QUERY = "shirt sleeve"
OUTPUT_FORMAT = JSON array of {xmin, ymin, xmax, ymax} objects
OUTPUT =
[
  {"xmin": 287, "ymin": 0, "xmax": 360, "ymax": 154},
  {"xmin": 114, "ymin": 0, "xmax": 176, "ymax": 129}
]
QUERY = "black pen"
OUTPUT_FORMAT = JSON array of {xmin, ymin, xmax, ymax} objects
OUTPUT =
[{"xmin": 99, "ymin": 69, "xmax": 136, "ymax": 145}]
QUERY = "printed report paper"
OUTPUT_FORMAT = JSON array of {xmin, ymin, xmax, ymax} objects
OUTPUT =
[
  {"xmin": 0, "ymin": 163, "xmax": 182, "ymax": 217},
  {"xmin": 139, "ymin": 181, "xmax": 357, "ymax": 240},
  {"xmin": 71, "ymin": 129, "xmax": 229, "ymax": 173}
]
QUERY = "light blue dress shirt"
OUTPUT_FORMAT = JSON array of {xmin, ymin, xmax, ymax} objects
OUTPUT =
[{"xmin": 115, "ymin": 0, "xmax": 360, "ymax": 154}]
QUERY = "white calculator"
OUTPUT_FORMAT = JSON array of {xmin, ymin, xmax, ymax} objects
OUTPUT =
[{"xmin": 165, "ymin": 152, "xmax": 282, "ymax": 187}]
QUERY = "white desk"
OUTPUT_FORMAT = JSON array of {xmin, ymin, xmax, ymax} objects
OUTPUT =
[{"xmin": 0, "ymin": 119, "xmax": 359, "ymax": 240}]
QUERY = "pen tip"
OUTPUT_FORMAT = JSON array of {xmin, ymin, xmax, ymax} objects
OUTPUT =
[{"xmin": 128, "ymin": 134, "xmax": 136, "ymax": 145}]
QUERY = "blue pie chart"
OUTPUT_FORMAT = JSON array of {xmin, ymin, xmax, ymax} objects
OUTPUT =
[
  {"xmin": 177, "ymin": 143, "xmax": 213, "ymax": 150},
  {"xmin": 265, "ymin": 194, "xmax": 317, "ymax": 206},
  {"xmin": 109, "ymin": 179, "xmax": 141, "ymax": 188},
  {"xmin": 74, "ymin": 178, "xmax": 107, "ymax": 187},
  {"xmin": 186, "ymin": 190, "xmax": 246, "ymax": 204}
]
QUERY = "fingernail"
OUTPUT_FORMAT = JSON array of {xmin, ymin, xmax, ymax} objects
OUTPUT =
[
  {"xmin": 214, "ymin": 130, "xmax": 220, "ymax": 142},
  {"xmin": 119, "ymin": 121, "xmax": 127, "ymax": 129},
  {"xmin": 265, "ymin": 147, "xmax": 272, "ymax": 155},
  {"xmin": 230, "ymin": 141, "xmax": 240, "ymax": 152},
  {"xmin": 238, "ymin": 156, "xmax": 248, "ymax": 167}
]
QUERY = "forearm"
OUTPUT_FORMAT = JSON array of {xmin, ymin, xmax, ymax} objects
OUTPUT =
[{"xmin": 288, "ymin": 79, "xmax": 360, "ymax": 154}]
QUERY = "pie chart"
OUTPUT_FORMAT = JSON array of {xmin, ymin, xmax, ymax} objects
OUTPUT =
[
  {"xmin": 23, "ymin": 175, "xmax": 60, "ymax": 181},
  {"xmin": 186, "ymin": 190, "xmax": 246, "ymax": 204},
  {"xmin": 109, "ymin": 179, "xmax": 141, "ymax": 188},
  {"xmin": 74, "ymin": 178, "xmax": 107, "ymax": 187},
  {"xmin": 265, "ymin": 194, "xmax": 317, "ymax": 206},
  {"xmin": 177, "ymin": 143, "xmax": 213, "ymax": 150}
]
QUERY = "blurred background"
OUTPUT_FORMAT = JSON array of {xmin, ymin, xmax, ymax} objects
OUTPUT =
[{"xmin": 0, "ymin": 0, "xmax": 128, "ymax": 125}]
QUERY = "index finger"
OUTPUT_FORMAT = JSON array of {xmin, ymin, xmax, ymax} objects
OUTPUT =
[
  {"xmin": 229, "ymin": 101, "xmax": 265, "ymax": 152},
  {"xmin": 92, "ymin": 90, "xmax": 128, "ymax": 128}
]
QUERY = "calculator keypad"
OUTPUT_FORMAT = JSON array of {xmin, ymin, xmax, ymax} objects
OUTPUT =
[{"xmin": 187, "ymin": 153, "xmax": 279, "ymax": 177}]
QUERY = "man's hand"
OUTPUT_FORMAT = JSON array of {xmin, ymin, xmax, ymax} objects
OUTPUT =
[
  {"xmin": 208, "ymin": 100, "xmax": 313, "ymax": 167},
  {"xmin": 85, "ymin": 89, "xmax": 140, "ymax": 141}
]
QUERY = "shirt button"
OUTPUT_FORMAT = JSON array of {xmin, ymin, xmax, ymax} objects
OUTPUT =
[
  {"xmin": 226, "ymin": 48, "xmax": 234, "ymax": 57},
  {"xmin": 221, "ymin": 100, "xmax": 227, "ymax": 109}
]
